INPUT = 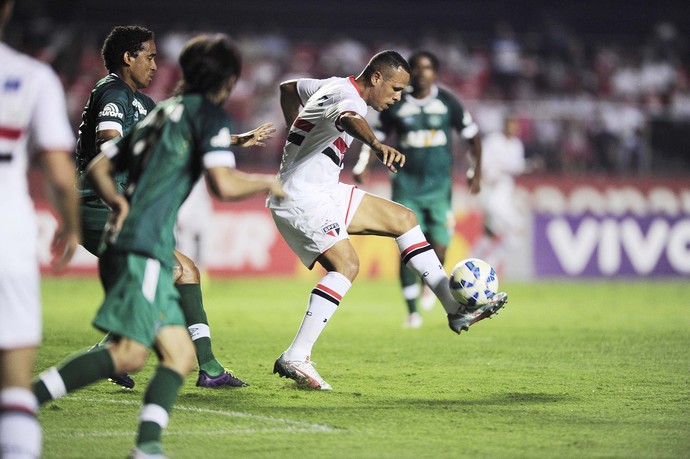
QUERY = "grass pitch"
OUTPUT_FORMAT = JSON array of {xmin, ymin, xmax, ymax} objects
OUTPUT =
[{"xmin": 37, "ymin": 277, "xmax": 689, "ymax": 458}]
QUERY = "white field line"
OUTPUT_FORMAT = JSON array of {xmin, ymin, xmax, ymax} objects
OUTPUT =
[{"xmin": 46, "ymin": 395, "xmax": 335, "ymax": 437}]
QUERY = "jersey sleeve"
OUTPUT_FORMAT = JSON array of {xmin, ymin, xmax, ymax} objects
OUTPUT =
[
  {"xmin": 329, "ymin": 81, "xmax": 367, "ymax": 126},
  {"xmin": 296, "ymin": 77, "xmax": 338, "ymax": 104},
  {"xmin": 445, "ymin": 90, "xmax": 479, "ymax": 139},
  {"xmin": 199, "ymin": 111, "xmax": 236, "ymax": 170},
  {"xmin": 29, "ymin": 65, "xmax": 75, "ymax": 153},
  {"xmin": 95, "ymin": 86, "xmax": 131, "ymax": 136},
  {"xmin": 100, "ymin": 131, "xmax": 131, "ymax": 173}
]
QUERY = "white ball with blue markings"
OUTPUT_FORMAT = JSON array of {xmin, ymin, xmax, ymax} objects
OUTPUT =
[{"xmin": 449, "ymin": 258, "xmax": 499, "ymax": 309}]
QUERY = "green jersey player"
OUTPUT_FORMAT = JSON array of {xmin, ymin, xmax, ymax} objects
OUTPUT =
[
  {"xmin": 354, "ymin": 50, "xmax": 482, "ymax": 328},
  {"xmin": 76, "ymin": 71, "xmax": 156, "ymax": 254},
  {"xmin": 77, "ymin": 25, "xmax": 269, "ymax": 389},
  {"xmin": 33, "ymin": 34, "xmax": 284, "ymax": 458}
]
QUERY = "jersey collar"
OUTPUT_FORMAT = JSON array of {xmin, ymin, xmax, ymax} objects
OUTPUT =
[
  {"xmin": 405, "ymin": 84, "xmax": 439, "ymax": 106},
  {"xmin": 348, "ymin": 76, "xmax": 363, "ymax": 98}
]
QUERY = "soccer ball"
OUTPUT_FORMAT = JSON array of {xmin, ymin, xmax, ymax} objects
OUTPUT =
[{"xmin": 449, "ymin": 258, "xmax": 499, "ymax": 309}]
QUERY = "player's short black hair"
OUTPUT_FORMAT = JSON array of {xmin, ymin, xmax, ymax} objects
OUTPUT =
[
  {"xmin": 408, "ymin": 50, "xmax": 440, "ymax": 72},
  {"xmin": 363, "ymin": 50, "xmax": 410, "ymax": 79},
  {"xmin": 101, "ymin": 25, "xmax": 154, "ymax": 73},
  {"xmin": 176, "ymin": 34, "xmax": 242, "ymax": 97}
]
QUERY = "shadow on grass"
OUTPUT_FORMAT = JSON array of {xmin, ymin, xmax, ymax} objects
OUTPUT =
[{"xmin": 382, "ymin": 392, "xmax": 577, "ymax": 407}]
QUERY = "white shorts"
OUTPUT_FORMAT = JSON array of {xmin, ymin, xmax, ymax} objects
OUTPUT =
[
  {"xmin": 270, "ymin": 183, "xmax": 365, "ymax": 268},
  {"xmin": 0, "ymin": 244, "xmax": 41, "ymax": 349}
]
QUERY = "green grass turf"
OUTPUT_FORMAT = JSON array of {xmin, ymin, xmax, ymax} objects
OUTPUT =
[{"xmin": 36, "ymin": 277, "xmax": 690, "ymax": 458}]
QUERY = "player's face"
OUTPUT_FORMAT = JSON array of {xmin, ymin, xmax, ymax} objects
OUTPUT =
[
  {"xmin": 505, "ymin": 118, "xmax": 519, "ymax": 137},
  {"xmin": 370, "ymin": 66, "xmax": 409, "ymax": 112},
  {"xmin": 410, "ymin": 56, "xmax": 436, "ymax": 92},
  {"xmin": 129, "ymin": 39, "xmax": 157, "ymax": 90}
]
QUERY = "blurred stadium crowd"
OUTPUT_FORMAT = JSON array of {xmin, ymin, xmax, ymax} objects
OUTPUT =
[{"xmin": 10, "ymin": 16, "xmax": 690, "ymax": 175}]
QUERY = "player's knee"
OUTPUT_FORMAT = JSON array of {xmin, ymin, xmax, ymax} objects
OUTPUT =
[
  {"xmin": 396, "ymin": 207, "xmax": 419, "ymax": 233},
  {"xmin": 339, "ymin": 259, "xmax": 360, "ymax": 281}
]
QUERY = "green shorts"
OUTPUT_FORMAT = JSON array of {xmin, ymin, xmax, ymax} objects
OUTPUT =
[
  {"xmin": 79, "ymin": 198, "xmax": 109, "ymax": 256},
  {"xmin": 395, "ymin": 197, "xmax": 454, "ymax": 247},
  {"xmin": 94, "ymin": 250, "xmax": 184, "ymax": 347}
]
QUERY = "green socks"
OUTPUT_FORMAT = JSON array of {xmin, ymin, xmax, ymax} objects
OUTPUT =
[
  {"xmin": 175, "ymin": 283, "xmax": 224, "ymax": 376},
  {"xmin": 33, "ymin": 346, "xmax": 115, "ymax": 404},
  {"xmin": 136, "ymin": 366, "xmax": 184, "ymax": 453}
]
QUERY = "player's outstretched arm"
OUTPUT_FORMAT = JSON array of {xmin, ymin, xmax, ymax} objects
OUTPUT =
[
  {"xmin": 232, "ymin": 122, "xmax": 276, "ymax": 148},
  {"xmin": 340, "ymin": 112, "xmax": 405, "ymax": 173},
  {"xmin": 466, "ymin": 133, "xmax": 482, "ymax": 194},
  {"xmin": 40, "ymin": 150, "xmax": 80, "ymax": 271},
  {"xmin": 205, "ymin": 167, "xmax": 285, "ymax": 201}
]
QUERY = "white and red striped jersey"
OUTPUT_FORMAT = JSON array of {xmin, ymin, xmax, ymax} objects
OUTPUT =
[
  {"xmin": 268, "ymin": 76, "xmax": 367, "ymax": 206},
  {"xmin": 0, "ymin": 42, "xmax": 75, "ymax": 247}
]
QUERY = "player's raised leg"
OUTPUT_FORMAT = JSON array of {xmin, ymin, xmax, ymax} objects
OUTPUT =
[
  {"xmin": 351, "ymin": 193, "xmax": 506, "ymax": 333},
  {"xmin": 397, "ymin": 225, "xmax": 508, "ymax": 333},
  {"xmin": 33, "ymin": 338, "xmax": 147, "ymax": 405},
  {"xmin": 350, "ymin": 194, "xmax": 459, "ymax": 312}
]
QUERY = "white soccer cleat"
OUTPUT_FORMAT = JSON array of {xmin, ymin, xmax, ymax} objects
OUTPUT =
[
  {"xmin": 129, "ymin": 448, "xmax": 168, "ymax": 459},
  {"xmin": 447, "ymin": 291, "xmax": 508, "ymax": 334},
  {"xmin": 273, "ymin": 354, "xmax": 332, "ymax": 390},
  {"xmin": 403, "ymin": 312, "xmax": 423, "ymax": 329}
]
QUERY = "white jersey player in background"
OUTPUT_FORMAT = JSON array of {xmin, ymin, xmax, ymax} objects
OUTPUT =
[
  {"xmin": 474, "ymin": 115, "xmax": 526, "ymax": 275},
  {"xmin": 267, "ymin": 50, "xmax": 507, "ymax": 391},
  {"xmin": 0, "ymin": 0, "xmax": 80, "ymax": 457}
]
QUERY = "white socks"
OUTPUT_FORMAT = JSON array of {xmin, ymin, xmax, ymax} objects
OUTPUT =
[
  {"xmin": 188, "ymin": 323, "xmax": 211, "ymax": 341},
  {"xmin": 0, "ymin": 387, "xmax": 41, "ymax": 459},
  {"xmin": 283, "ymin": 225, "xmax": 459, "ymax": 363},
  {"xmin": 396, "ymin": 225, "xmax": 460, "ymax": 314},
  {"xmin": 284, "ymin": 271, "xmax": 352, "ymax": 361}
]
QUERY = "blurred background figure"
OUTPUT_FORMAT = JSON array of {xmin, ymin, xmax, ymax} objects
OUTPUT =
[
  {"xmin": 474, "ymin": 115, "xmax": 526, "ymax": 275},
  {"xmin": 175, "ymin": 179, "xmax": 214, "ymax": 281}
]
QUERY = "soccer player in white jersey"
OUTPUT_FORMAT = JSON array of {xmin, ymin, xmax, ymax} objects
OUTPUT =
[
  {"xmin": 0, "ymin": 0, "xmax": 80, "ymax": 456},
  {"xmin": 268, "ymin": 50, "xmax": 508, "ymax": 390},
  {"xmin": 475, "ymin": 115, "xmax": 526, "ymax": 274}
]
